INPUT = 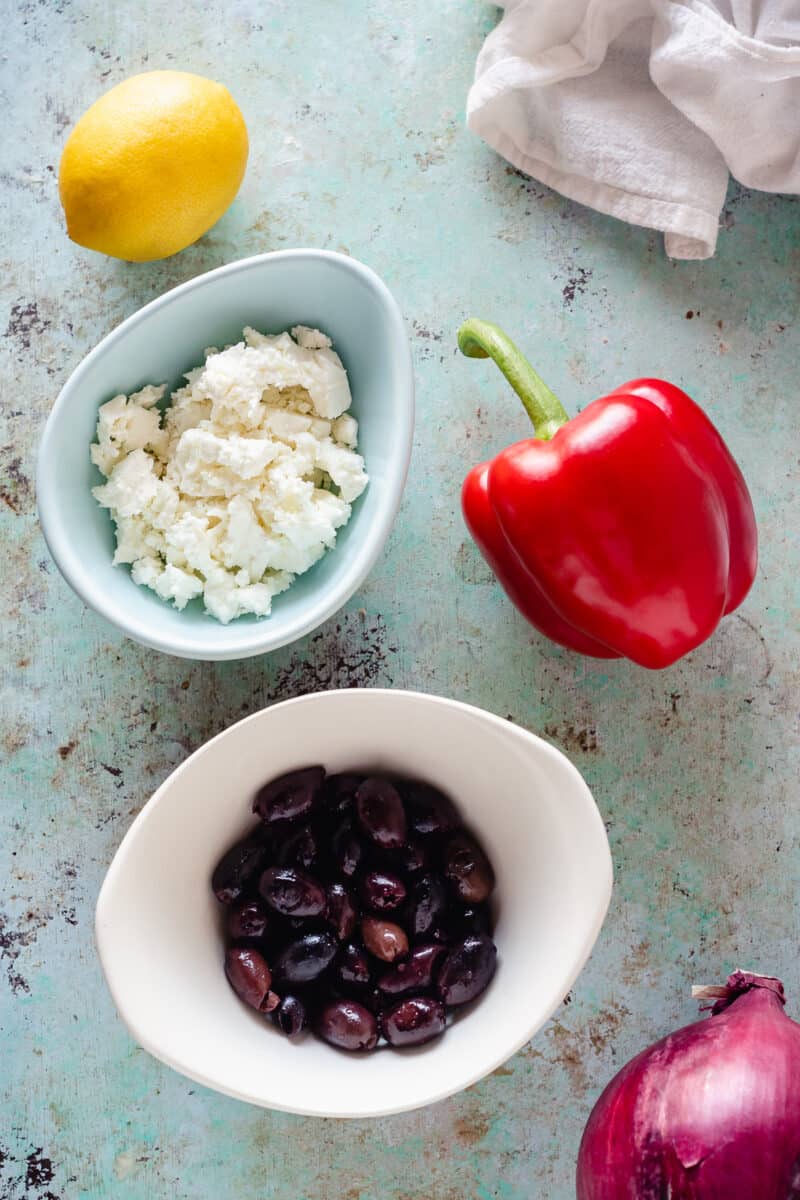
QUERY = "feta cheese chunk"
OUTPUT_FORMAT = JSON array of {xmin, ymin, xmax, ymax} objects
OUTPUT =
[
  {"xmin": 332, "ymin": 413, "xmax": 359, "ymax": 448},
  {"xmin": 291, "ymin": 325, "xmax": 332, "ymax": 350},
  {"xmin": 91, "ymin": 326, "xmax": 368, "ymax": 622},
  {"xmin": 92, "ymin": 449, "xmax": 163, "ymax": 518},
  {"xmin": 314, "ymin": 439, "xmax": 370, "ymax": 503},
  {"xmin": 90, "ymin": 386, "xmax": 168, "ymax": 475}
]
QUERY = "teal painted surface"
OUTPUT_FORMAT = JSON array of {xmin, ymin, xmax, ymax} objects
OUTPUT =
[{"xmin": 2, "ymin": 2, "xmax": 799, "ymax": 1197}]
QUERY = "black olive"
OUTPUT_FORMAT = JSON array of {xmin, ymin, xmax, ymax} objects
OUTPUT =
[
  {"xmin": 443, "ymin": 832, "xmax": 495, "ymax": 904},
  {"xmin": 360, "ymin": 870, "xmax": 407, "ymax": 912},
  {"xmin": 316, "ymin": 999, "xmax": 378, "ymax": 1051},
  {"xmin": 383, "ymin": 995, "xmax": 446, "ymax": 1047},
  {"xmin": 274, "ymin": 994, "xmax": 308, "ymax": 1038},
  {"xmin": 273, "ymin": 932, "xmax": 338, "ymax": 985},
  {"xmin": 361, "ymin": 916, "xmax": 409, "ymax": 962},
  {"xmin": 376, "ymin": 943, "xmax": 446, "ymax": 997},
  {"xmin": 212, "ymin": 836, "xmax": 266, "ymax": 905},
  {"xmin": 224, "ymin": 947, "xmax": 273, "ymax": 1011},
  {"xmin": 404, "ymin": 781, "xmax": 459, "ymax": 836},
  {"xmin": 355, "ymin": 778, "xmax": 407, "ymax": 848},
  {"xmin": 253, "ymin": 766, "xmax": 325, "ymax": 825},
  {"xmin": 406, "ymin": 872, "xmax": 448, "ymax": 940},
  {"xmin": 437, "ymin": 934, "xmax": 498, "ymax": 1007},
  {"xmin": 259, "ymin": 867, "xmax": 327, "ymax": 918},
  {"xmin": 326, "ymin": 883, "xmax": 358, "ymax": 941}
]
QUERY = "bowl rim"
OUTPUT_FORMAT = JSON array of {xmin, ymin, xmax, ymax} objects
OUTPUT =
[
  {"xmin": 36, "ymin": 249, "xmax": 414, "ymax": 660},
  {"xmin": 95, "ymin": 688, "xmax": 613, "ymax": 1117}
]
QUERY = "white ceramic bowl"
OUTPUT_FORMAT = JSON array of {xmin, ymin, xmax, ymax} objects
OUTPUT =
[
  {"xmin": 95, "ymin": 690, "xmax": 612, "ymax": 1117},
  {"xmin": 37, "ymin": 250, "xmax": 414, "ymax": 660}
]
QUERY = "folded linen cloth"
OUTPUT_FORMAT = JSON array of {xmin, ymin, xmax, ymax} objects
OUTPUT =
[{"xmin": 467, "ymin": 0, "xmax": 800, "ymax": 258}]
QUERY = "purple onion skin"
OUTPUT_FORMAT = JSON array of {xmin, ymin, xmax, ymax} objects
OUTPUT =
[{"xmin": 577, "ymin": 973, "xmax": 800, "ymax": 1200}]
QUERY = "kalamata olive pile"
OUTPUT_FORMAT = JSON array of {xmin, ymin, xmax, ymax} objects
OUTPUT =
[{"xmin": 212, "ymin": 767, "xmax": 498, "ymax": 1052}]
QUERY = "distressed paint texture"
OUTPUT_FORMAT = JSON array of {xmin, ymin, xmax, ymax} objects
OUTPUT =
[{"xmin": 2, "ymin": 1, "xmax": 799, "ymax": 1197}]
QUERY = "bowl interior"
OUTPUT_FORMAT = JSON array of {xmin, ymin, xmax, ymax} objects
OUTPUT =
[
  {"xmin": 38, "ymin": 253, "xmax": 412, "ymax": 658},
  {"xmin": 96, "ymin": 691, "xmax": 612, "ymax": 1117}
]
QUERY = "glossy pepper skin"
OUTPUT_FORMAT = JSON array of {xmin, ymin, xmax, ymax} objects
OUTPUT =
[{"xmin": 459, "ymin": 320, "xmax": 758, "ymax": 670}]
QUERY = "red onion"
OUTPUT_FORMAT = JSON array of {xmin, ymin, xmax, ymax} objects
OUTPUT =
[{"xmin": 577, "ymin": 972, "xmax": 800, "ymax": 1199}]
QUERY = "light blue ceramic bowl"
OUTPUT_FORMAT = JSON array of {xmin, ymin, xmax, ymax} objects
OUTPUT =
[{"xmin": 37, "ymin": 251, "xmax": 414, "ymax": 660}]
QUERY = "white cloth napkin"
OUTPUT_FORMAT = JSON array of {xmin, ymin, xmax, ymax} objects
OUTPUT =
[{"xmin": 467, "ymin": 0, "xmax": 800, "ymax": 258}]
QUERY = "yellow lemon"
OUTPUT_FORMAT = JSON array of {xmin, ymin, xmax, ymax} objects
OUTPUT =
[{"xmin": 59, "ymin": 70, "xmax": 248, "ymax": 262}]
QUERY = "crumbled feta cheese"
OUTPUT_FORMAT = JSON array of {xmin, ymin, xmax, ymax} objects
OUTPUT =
[
  {"xmin": 332, "ymin": 413, "xmax": 359, "ymax": 448},
  {"xmin": 90, "ymin": 386, "xmax": 168, "ymax": 475},
  {"xmin": 91, "ymin": 326, "xmax": 368, "ymax": 623},
  {"xmin": 291, "ymin": 325, "xmax": 332, "ymax": 350},
  {"xmin": 92, "ymin": 449, "xmax": 163, "ymax": 518},
  {"xmin": 314, "ymin": 439, "xmax": 370, "ymax": 503},
  {"xmin": 170, "ymin": 429, "xmax": 278, "ymax": 497}
]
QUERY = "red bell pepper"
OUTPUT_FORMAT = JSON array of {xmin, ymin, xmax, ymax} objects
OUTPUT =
[{"xmin": 459, "ymin": 319, "xmax": 758, "ymax": 669}]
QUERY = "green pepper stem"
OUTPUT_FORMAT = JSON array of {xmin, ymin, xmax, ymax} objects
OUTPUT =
[{"xmin": 457, "ymin": 319, "xmax": 570, "ymax": 441}]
